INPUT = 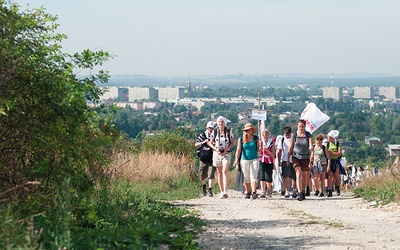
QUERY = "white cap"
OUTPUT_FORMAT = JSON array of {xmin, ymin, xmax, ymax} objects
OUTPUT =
[{"xmin": 206, "ymin": 121, "xmax": 214, "ymax": 128}]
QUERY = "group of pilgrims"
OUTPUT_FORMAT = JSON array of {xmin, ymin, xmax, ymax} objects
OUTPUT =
[{"xmin": 195, "ymin": 116, "xmax": 345, "ymax": 200}]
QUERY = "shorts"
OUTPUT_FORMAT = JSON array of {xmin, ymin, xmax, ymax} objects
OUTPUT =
[
  {"xmin": 199, "ymin": 161, "xmax": 216, "ymax": 181},
  {"xmin": 281, "ymin": 161, "xmax": 292, "ymax": 178},
  {"xmin": 292, "ymin": 157, "xmax": 310, "ymax": 172},
  {"xmin": 312, "ymin": 162, "xmax": 327, "ymax": 175},
  {"xmin": 330, "ymin": 159, "xmax": 341, "ymax": 173},
  {"xmin": 259, "ymin": 162, "xmax": 273, "ymax": 183},
  {"xmin": 212, "ymin": 152, "xmax": 232, "ymax": 167}
]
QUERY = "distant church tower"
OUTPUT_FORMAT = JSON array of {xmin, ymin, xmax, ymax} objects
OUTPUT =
[
  {"xmin": 187, "ymin": 75, "xmax": 192, "ymax": 93},
  {"xmin": 331, "ymin": 73, "xmax": 334, "ymax": 85}
]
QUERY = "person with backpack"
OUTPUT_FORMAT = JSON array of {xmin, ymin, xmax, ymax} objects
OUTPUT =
[
  {"xmin": 326, "ymin": 130, "xmax": 342, "ymax": 197},
  {"xmin": 234, "ymin": 123, "xmax": 261, "ymax": 199},
  {"xmin": 287, "ymin": 119, "xmax": 314, "ymax": 201},
  {"xmin": 195, "ymin": 121, "xmax": 216, "ymax": 197},
  {"xmin": 312, "ymin": 133, "xmax": 331, "ymax": 197},
  {"xmin": 277, "ymin": 126, "xmax": 297, "ymax": 198},
  {"xmin": 258, "ymin": 129, "xmax": 275, "ymax": 198},
  {"xmin": 208, "ymin": 116, "xmax": 235, "ymax": 199}
]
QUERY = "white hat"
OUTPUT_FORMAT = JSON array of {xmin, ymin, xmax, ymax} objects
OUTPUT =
[
  {"xmin": 327, "ymin": 130, "xmax": 339, "ymax": 139},
  {"xmin": 216, "ymin": 116, "xmax": 231, "ymax": 125},
  {"xmin": 206, "ymin": 121, "xmax": 214, "ymax": 128}
]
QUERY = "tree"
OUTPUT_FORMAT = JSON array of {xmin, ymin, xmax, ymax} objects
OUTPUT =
[{"xmin": 0, "ymin": 1, "xmax": 113, "ymax": 209}]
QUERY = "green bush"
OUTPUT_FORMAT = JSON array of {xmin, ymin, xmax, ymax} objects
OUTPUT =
[{"xmin": 141, "ymin": 129, "xmax": 196, "ymax": 157}]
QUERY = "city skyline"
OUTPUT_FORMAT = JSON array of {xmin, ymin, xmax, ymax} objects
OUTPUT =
[{"xmin": 15, "ymin": 0, "xmax": 400, "ymax": 77}]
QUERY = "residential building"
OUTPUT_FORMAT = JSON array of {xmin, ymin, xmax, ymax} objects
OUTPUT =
[
  {"xmin": 354, "ymin": 86, "xmax": 373, "ymax": 99},
  {"xmin": 387, "ymin": 145, "xmax": 400, "ymax": 156},
  {"xmin": 158, "ymin": 87, "xmax": 185, "ymax": 101},
  {"xmin": 100, "ymin": 87, "xmax": 128, "ymax": 101},
  {"xmin": 365, "ymin": 136, "xmax": 381, "ymax": 146},
  {"xmin": 322, "ymin": 86, "xmax": 343, "ymax": 101},
  {"xmin": 128, "ymin": 87, "xmax": 157, "ymax": 102},
  {"xmin": 379, "ymin": 86, "xmax": 399, "ymax": 100}
]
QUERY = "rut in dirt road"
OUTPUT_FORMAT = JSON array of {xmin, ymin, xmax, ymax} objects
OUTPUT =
[{"xmin": 176, "ymin": 189, "xmax": 400, "ymax": 250}]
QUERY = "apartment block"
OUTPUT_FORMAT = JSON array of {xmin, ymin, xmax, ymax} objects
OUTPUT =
[
  {"xmin": 379, "ymin": 86, "xmax": 399, "ymax": 100},
  {"xmin": 322, "ymin": 86, "xmax": 343, "ymax": 101},
  {"xmin": 128, "ymin": 87, "xmax": 157, "ymax": 102},
  {"xmin": 354, "ymin": 86, "xmax": 373, "ymax": 99},
  {"xmin": 100, "ymin": 87, "xmax": 128, "ymax": 101},
  {"xmin": 158, "ymin": 87, "xmax": 185, "ymax": 100}
]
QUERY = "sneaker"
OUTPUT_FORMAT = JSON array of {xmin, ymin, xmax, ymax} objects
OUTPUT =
[
  {"xmin": 268, "ymin": 190, "xmax": 272, "ymax": 198},
  {"xmin": 251, "ymin": 193, "xmax": 258, "ymax": 200},
  {"xmin": 281, "ymin": 191, "xmax": 285, "ymax": 196},
  {"xmin": 284, "ymin": 191, "xmax": 290, "ymax": 198},
  {"xmin": 260, "ymin": 193, "xmax": 266, "ymax": 198},
  {"xmin": 327, "ymin": 190, "xmax": 333, "ymax": 197},
  {"xmin": 292, "ymin": 189, "xmax": 297, "ymax": 199},
  {"xmin": 301, "ymin": 192, "xmax": 306, "ymax": 200},
  {"xmin": 219, "ymin": 192, "xmax": 224, "ymax": 199},
  {"xmin": 314, "ymin": 190, "xmax": 320, "ymax": 196},
  {"xmin": 297, "ymin": 195, "xmax": 302, "ymax": 201},
  {"xmin": 222, "ymin": 191, "xmax": 228, "ymax": 199},
  {"xmin": 336, "ymin": 185, "xmax": 341, "ymax": 196},
  {"xmin": 201, "ymin": 189, "xmax": 206, "ymax": 196},
  {"xmin": 319, "ymin": 192, "xmax": 324, "ymax": 197},
  {"xmin": 208, "ymin": 189, "xmax": 213, "ymax": 197},
  {"xmin": 245, "ymin": 193, "xmax": 251, "ymax": 199},
  {"xmin": 305, "ymin": 186, "xmax": 310, "ymax": 196}
]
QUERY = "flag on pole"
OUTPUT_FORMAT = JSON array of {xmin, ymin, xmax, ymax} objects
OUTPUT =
[{"xmin": 300, "ymin": 103, "xmax": 330, "ymax": 134}]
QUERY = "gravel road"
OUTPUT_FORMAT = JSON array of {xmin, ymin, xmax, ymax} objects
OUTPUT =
[{"xmin": 175, "ymin": 189, "xmax": 400, "ymax": 250}]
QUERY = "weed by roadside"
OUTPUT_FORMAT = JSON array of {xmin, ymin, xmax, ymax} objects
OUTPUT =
[{"xmin": 354, "ymin": 168, "xmax": 400, "ymax": 205}]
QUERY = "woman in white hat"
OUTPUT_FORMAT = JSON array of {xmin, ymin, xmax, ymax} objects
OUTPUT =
[
  {"xmin": 208, "ymin": 116, "xmax": 234, "ymax": 199},
  {"xmin": 326, "ymin": 130, "xmax": 342, "ymax": 197}
]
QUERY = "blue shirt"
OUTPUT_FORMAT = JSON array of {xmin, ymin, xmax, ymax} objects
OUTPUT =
[{"xmin": 241, "ymin": 137, "xmax": 258, "ymax": 160}]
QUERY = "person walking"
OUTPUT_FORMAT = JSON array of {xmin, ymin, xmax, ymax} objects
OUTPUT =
[
  {"xmin": 234, "ymin": 123, "xmax": 260, "ymax": 199},
  {"xmin": 195, "ymin": 121, "xmax": 216, "ymax": 197},
  {"xmin": 208, "ymin": 116, "xmax": 234, "ymax": 199},
  {"xmin": 312, "ymin": 133, "xmax": 330, "ymax": 197},
  {"xmin": 277, "ymin": 126, "xmax": 297, "ymax": 198},
  {"xmin": 326, "ymin": 130, "xmax": 342, "ymax": 197},
  {"xmin": 288, "ymin": 119, "xmax": 314, "ymax": 201},
  {"xmin": 272, "ymin": 136, "xmax": 284, "ymax": 194},
  {"xmin": 259, "ymin": 129, "xmax": 275, "ymax": 198}
]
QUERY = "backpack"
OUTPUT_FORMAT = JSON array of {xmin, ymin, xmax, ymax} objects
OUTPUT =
[
  {"xmin": 198, "ymin": 143, "xmax": 213, "ymax": 164},
  {"xmin": 213, "ymin": 127, "xmax": 231, "ymax": 147},
  {"xmin": 313, "ymin": 144, "xmax": 328, "ymax": 164}
]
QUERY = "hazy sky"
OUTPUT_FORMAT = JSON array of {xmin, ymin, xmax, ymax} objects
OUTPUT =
[{"xmin": 14, "ymin": 0, "xmax": 400, "ymax": 77}]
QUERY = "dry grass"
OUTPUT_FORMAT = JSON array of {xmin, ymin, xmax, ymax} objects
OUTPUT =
[
  {"xmin": 355, "ymin": 168, "xmax": 400, "ymax": 204},
  {"xmin": 107, "ymin": 151, "xmax": 197, "ymax": 183}
]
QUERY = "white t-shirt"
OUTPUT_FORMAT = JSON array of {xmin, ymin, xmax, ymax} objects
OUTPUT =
[{"xmin": 277, "ymin": 134, "xmax": 292, "ymax": 162}]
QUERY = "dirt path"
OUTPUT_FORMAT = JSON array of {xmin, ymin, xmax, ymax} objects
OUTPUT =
[{"xmin": 175, "ymin": 190, "xmax": 400, "ymax": 250}]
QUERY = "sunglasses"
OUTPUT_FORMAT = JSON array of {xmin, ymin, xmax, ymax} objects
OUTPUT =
[{"xmin": 316, "ymin": 138, "xmax": 323, "ymax": 141}]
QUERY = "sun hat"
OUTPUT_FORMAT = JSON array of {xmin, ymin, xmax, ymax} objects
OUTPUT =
[
  {"xmin": 327, "ymin": 130, "xmax": 339, "ymax": 139},
  {"xmin": 242, "ymin": 123, "xmax": 256, "ymax": 133},
  {"xmin": 216, "ymin": 116, "xmax": 231, "ymax": 125},
  {"xmin": 206, "ymin": 121, "xmax": 214, "ymax": 128}
]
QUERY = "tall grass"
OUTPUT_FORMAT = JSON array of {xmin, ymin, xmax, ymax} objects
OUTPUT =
[
  {"xmin": 107, "ymin": 151, "xmax": 201, "ymax": 200},
  {"xmin": 354, "ymin": 168, "xmax": 400, "ymax": 205},
  {"xmin": 0, "ymin": 150, "xmax": 206, "ymax": 249}
]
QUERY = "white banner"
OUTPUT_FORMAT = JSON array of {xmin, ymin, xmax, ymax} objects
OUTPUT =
[
  {"xmin": 300, "ymin": 103, "xmax": 330, "ymax": 134},
  {"xmin": 252, "ymin": 109, "xmax": 267, "ymax": 121}
]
